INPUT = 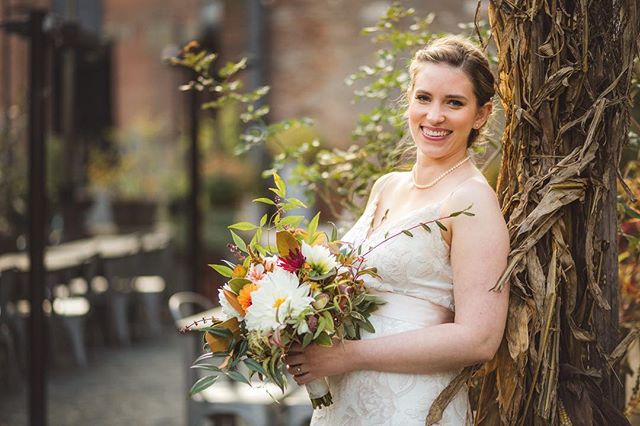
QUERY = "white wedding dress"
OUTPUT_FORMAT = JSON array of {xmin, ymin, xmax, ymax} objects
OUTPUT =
[{"xmin": 310, "ymin": 191, "xmax": 471, "ymax": 426}]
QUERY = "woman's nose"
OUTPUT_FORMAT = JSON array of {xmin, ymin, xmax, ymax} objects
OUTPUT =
[{"xmin": 425, "ymin": 105, "xmax": 445, "ymax": 123}]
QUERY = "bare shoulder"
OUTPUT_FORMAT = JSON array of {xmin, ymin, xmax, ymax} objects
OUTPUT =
[
  {"xmin": 444, "ymin": 175, "xmax": 508, "ymax": 246},
  {"xmin": 370, "ymin": 171, "xmax": 401, "ymax": 197},
  {"xmin": 448, "ymin": 175, "xmax": 502, "ymax": 219}
]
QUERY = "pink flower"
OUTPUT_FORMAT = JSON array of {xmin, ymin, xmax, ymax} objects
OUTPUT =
[
  {"xmin": 247, "ymin": 263, "xmax": 267, "ymax": 284},
  {"xmin": 278, "ymin": 249, "xmax": 306, "ymax": 273},
  {"xmin": 263, "ymin": 255, "xmax": 279, "ymax": 273}
]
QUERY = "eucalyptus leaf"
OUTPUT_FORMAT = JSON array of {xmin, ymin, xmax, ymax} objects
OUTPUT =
[{"xmin": 189, "ymin": 375, "xmax": 218, "ymax": 396}]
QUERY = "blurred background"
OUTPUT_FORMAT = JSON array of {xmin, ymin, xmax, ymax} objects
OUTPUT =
[
  {"xmin": 0, "ymin": 1, "xmax": 482, "ymax": 425},
  {"xmin": 0, "ymin": 0, "xmax": 638, "ymax": 425}
]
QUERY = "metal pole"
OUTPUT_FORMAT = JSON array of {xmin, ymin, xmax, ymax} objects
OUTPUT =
[
  {"xmin": 27, "ymin": 9, "xmax": 48, "ymax": 426},
  {"xmin": 188, "ymin": 83, "xmax": 200, "ymax": 293},
  {"xmin": 1, "ymin": 0, "xmax": 12, "ymax": 228},
  {"xmin": 246, "ymin": 0, "xmax": 270, "ymax": 187}
]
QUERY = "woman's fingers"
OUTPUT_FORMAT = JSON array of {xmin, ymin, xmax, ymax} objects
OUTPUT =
[
  {"xmin": 288, "ymin": 343, "xmax": 304, "ymax": 353},
  {"xmin": 282, "ymin": 353, "xmax": 304, "ymax": 365},
  {"xmin": 292, "ymin": 372, "xmax": 313, "ymax": 385},
  {"xmin": 286, "ymin": 363, "xmax": 307, "ymax": 376}
]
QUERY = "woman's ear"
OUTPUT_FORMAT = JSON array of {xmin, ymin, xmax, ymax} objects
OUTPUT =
[{"xmin": 474, "ymin": 101, "xmax": 493, "ymax": 129}]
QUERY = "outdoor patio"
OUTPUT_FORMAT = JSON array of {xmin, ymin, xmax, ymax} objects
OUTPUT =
[{"xmin": 0, "ymin": 326, "xmax": 184, "ymax": 426}]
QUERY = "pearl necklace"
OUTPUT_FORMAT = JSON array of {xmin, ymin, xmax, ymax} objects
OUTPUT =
[{"xmin": 411, "ymin": 157, "xmax": 470, "ymax": 189}]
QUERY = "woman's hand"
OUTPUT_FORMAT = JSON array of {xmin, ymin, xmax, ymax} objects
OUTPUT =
[{"xmin": 283, "ymin": 340, "xmax": 355, "ymax": 385}]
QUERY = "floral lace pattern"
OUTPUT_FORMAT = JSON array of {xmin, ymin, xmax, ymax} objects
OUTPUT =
[
  {"xmin": 310, "ymin": 195, "xmax": 470, "ymax": 425},
  {"xmin": 343, "ymin": 194, "xmax": 455, "ymax": 311}
]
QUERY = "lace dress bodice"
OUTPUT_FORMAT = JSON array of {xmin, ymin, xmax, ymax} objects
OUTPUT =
[
  {"xmin": 310, "ymin": 189, "xmax": 471, "ymax": 426},
  {"xmin": 342, "ymin": 193, "xmax": 455, "ymax": 311}
]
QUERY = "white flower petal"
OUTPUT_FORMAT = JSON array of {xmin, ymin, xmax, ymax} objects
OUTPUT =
[
  {"xmin": 301, "ymin": 242, "xmax": 338, "ymax": 274},
  {"xmin": 244, "ymin": 269, "xmax": 313, "ymax": 332}
]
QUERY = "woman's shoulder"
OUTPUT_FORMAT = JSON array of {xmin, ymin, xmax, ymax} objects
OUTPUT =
[
  {"xmin": 370, "ymin": 171, "xmax": 405, "ymax": 196},
  {"xmin": 446, "ymin": 173, "xmax": 502, "ymax": 217}
]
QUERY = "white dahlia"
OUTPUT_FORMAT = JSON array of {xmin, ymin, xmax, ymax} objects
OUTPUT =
[
  {"xmin": 244, "ymin": 269, "xmax": 313, "ymax": 332},
  {"xmin": 301, "ymin": 241, "xmax": 337, "ymax": 276}
]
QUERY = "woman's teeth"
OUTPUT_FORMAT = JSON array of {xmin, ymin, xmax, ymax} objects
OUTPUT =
[{"xmin": 421, "ymin": 127, "xmax": 451, "ymax": 138}]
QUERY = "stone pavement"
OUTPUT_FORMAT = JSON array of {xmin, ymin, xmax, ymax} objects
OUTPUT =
[{"xmin": 0, "ymin": 328, "xmax": 185, "ymax": 426}]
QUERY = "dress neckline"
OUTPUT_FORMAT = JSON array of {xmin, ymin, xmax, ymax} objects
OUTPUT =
[{"xmin": 365, "ymin": 194, "xmax": 447, "ymax": 241}]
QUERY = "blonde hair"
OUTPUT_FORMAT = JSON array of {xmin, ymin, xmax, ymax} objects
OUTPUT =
[{"xmin": 404, "ymin": 35, "xmax": 495, "ymax": 148}]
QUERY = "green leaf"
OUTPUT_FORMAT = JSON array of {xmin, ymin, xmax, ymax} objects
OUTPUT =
[
  {"xmin": 315, "ymin": 332, "xmax": 332, "ymax": 347},
  {"xmin": 435, "ymin": 220, "xmax": 448, "ymax": 231},
  {"xmin": 307, "ymin": 212, "xmax": 321, "ymax": 243},
  {"xmin": 243, "ymin": 358, "xmax": 268, "ymax": 376},
  {"xmin": 350, "ymin": 311, "xmax": 365, "ymax": 321},
  {"xmin": 189, "ymin": 375, "xmax": 218, "ymax": 396},
  {"xmin": 229, "ymin": 278, "xmax": 252, "ymax": 294},
  {"xmin": 279, "ymin": 215, "xmax": 305, "ymax": 228},
  {"xmin": 322, "ymin": 311, "xmax": 335, "ymax": 333},
  {"xmin": 313, "ymin": 317, "xmax": 326, "ymax": 339},
  {"xmin": 286, "ymin": 197, "xmax": 308, "ymax": 209},
  {"xmin": 463, "ymin": 211, "xmax": 475, "ymax": 216},
  {"xmin": 359, "ymin": 318, "xmax": 375, "ymax": 333},
  {"xmin": 209, "ymin": 264, "xmax": 233, "ymax": 278},
  {"xmin": 230, "ymin": 230, "xmax": 248, "ymax": 253},
  {"xmin": 273, "ymin": 173, "xmax": 286, "ymax": 197},
  {"xmin": 302, "ymin": 331, "xmax": 314, "ymax": 349},
  {"xmin": 328, "ymin": 221, "xmax": 338, "ymax": 242},
  {"xmin": 253, "ymin": 197, "xmax": 276, "ymax": 206},
  {"xmin": 259, "ymin": 214, "xmax": 268, "ymax": 227},
  {"xmin": 227, "ymin": 370, "xmax": 251, "ymax": 385},
  {"xmin": 343, "ymin": 320, "xmax": 356, "ymax": 338},
  {"xmin": 401, "ymin": 230, "xmax": 414, "ymax": 237},
  {"xmin": 190, "ymin": 364, "xmax": 222, "ymax": 373},
  {"xmin": 420, "ymin": 223, "xmax": 432, "ymax": 233},
  {"xmin": 307, "ymin": 268, "xmax": 337, "ymax": 282},
  {"xmin": 228, "ymin": 222, "xmax": 258, "ymax": 231}
]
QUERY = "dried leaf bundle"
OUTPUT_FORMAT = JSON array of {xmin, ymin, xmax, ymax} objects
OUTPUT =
[{"xmin": 470, "ymin": 0, "xmax": 640, "ymax": 425}]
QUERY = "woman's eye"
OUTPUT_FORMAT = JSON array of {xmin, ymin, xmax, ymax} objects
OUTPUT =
[
  {"xmin": 448, "ymin": 100, "xmax": 463, "ymax": 107},
  {"xmin": 415, "ymin": 94, "xmax": 429, "ymax": 102}
]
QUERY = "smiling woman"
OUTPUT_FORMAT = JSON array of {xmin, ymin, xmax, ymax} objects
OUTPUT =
[{"xmin": 283, "ymin": 35, "xmax": 509, "ymax": 425}]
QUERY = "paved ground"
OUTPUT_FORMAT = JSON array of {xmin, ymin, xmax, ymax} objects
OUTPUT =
[{"xmin": 0, "ymin": 327, "xmax": 185, "ymax": 426}]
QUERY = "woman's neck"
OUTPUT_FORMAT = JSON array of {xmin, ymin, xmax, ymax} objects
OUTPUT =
[{"xmin": 414, "ymin": 151, "xmax": 470, "ymax": 183}]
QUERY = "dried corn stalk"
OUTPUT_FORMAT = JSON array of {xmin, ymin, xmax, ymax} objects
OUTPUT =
[{"xmin": 470, "ymin": 0, "xmax": 640, "ymax": 425}]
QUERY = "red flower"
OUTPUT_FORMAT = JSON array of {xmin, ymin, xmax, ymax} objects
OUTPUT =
[{"xmin": 278, "ymin": 248, "xmax": 306, "ymax": 272}]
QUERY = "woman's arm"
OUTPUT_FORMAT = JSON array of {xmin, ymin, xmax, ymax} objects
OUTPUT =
[{"xmin": 285, "ymin": 180, "xmax": 509, "ymax": 384}]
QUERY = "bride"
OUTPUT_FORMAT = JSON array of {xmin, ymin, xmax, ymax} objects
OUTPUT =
[{"xmin": 283, "ymin": 35, "xmax": 509, "ymax": 425}]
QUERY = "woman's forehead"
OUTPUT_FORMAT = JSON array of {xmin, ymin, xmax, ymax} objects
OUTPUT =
[{"xmin": 413, "ymin": 62, "xmax": 475, "ymax": 96}]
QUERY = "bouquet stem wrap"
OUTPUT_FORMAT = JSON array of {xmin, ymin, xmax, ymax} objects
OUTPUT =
[{"xmin": 305, "ymin": 377, "xmax": 333, "ymax": 409}]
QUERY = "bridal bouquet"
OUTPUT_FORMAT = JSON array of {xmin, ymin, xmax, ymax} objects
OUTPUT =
[{"xmin": 181, "ymin": 173, "xmax": 386, "ymax": 408}]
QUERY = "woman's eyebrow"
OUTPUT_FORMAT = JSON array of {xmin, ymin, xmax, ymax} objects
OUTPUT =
[{"xmin": 414, "ymin": 89, "xmax": 468, "ymax": 101}]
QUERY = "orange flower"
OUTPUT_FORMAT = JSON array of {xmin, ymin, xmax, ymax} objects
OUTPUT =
[
  {"xmin": 237, "ymin": 283, "xmax": 259, "ymax": 311},
  {"xmin": 232, "ymin": 264, "xmax": 247, "ymax": 279}
]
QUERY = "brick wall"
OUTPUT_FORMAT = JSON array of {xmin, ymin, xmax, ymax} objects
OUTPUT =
[{"xmin": 266, "ymin": 0, "xmax": 480, "ymax": 148}]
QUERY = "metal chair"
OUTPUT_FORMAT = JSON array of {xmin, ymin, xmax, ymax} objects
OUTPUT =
[
  {"xmin": 132, "ymin": 275, "xmax": 166, "ymax": 337},
  {"xmin": 169, "ymin": 291, "xmax": 280, "ymax": 426}
]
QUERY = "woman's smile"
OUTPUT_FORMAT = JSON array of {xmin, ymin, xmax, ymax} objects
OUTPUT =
[{"xmin": 419, "ymin": 125, "xmax": 453, "ymax": 141}]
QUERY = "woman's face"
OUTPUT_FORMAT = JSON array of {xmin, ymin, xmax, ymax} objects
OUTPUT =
[{"xmin": 407, "ymin": 62, "xmax": 491, "ymax": 161}]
